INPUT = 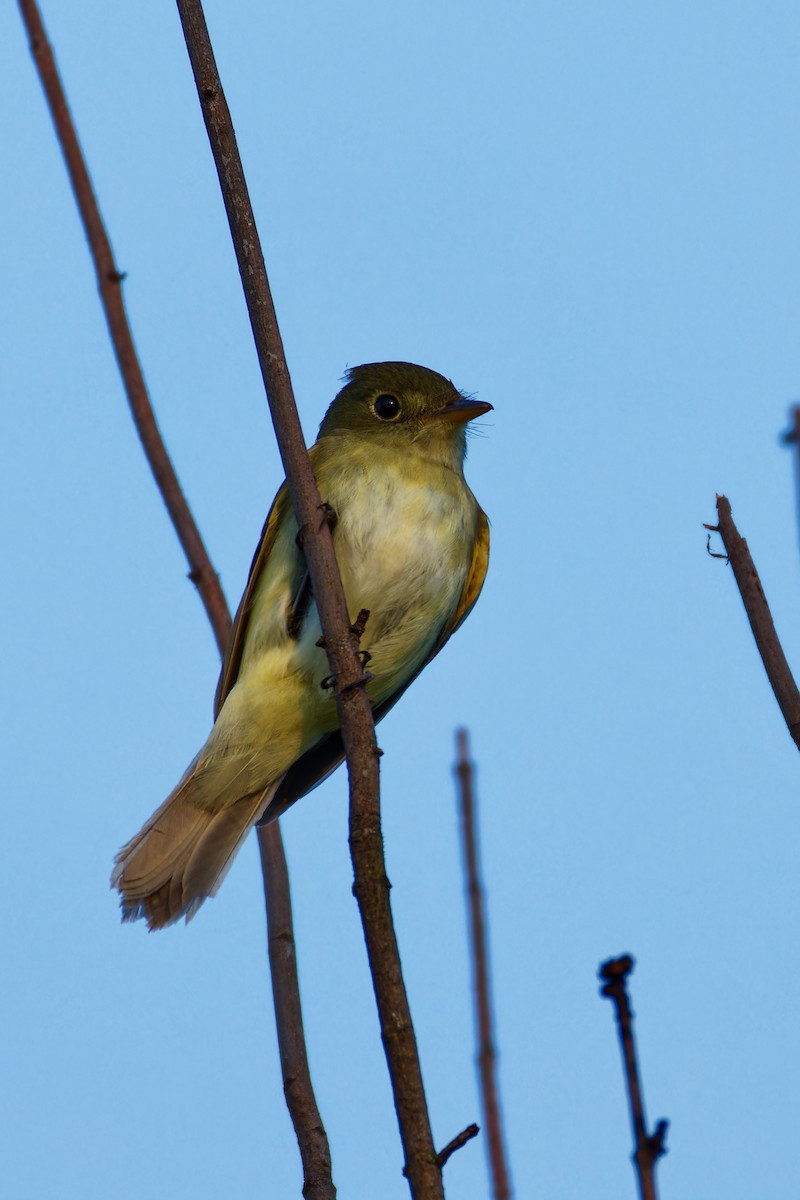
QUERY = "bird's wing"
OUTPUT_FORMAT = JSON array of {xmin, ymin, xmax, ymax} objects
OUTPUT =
[
  {"xmin": 214, "ymin": 480, "xmax": 296, "ymax": 719},
  {"xmin": 428, "ymin": 504, "xmax": 491, "ymax": 648},
  {"xmin": 262, "ymin": 506, "xmax": 490, "ymax": 821}
]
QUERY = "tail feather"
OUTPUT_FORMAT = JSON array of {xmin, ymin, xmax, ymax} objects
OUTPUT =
[
  {"xmin": 181, "ymin": 794, "xmax": 270, "ymax": 909},
  {"xmin": 112, "ymin": 774, "xmax": 278, "ymax": 930},
  {"xmin": 112, "ymin": 774, "xmax": 207, "ymax": 896}
]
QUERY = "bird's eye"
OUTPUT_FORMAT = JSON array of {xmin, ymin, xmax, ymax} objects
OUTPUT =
[{"xmin": 373, "ymin": 394, "xmax": 401, "ymax": 421}]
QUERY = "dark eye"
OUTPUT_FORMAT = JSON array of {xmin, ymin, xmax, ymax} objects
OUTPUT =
[{"xmin": 373, "ymin": 393, "xmax": 401, "ymax": 421}]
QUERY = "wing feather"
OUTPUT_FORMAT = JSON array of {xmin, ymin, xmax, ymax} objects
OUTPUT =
[{"xmin": 214, "ymin": 482, "xmax": 293, "ymax": 718}]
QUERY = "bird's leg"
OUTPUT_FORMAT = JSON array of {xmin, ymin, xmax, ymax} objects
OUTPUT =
[
  {"xmin": 295, "ymin": 501, "xmax": 338, "ymax": 550},
  {"xmin": 318, "ymin": 608, "xmax": 373, "ymax": 691},
  {"xmin": 299, "ymin": 503, "xmax": 371, "ymax": 690}
]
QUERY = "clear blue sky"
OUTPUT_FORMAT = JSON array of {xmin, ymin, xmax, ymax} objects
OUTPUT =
[{"xmin": 5, "ymin": 2, "xmax": 800, "ymax": 1196}]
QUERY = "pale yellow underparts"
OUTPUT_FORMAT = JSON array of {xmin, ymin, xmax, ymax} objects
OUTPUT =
[{"xmin": 191, "ymin": 435, "xmax": 481, "ymax": 813}]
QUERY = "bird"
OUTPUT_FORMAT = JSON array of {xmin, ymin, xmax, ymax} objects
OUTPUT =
[{"xmin": 112, "ymin": 361, "xmax": 491, "ymax": 929}]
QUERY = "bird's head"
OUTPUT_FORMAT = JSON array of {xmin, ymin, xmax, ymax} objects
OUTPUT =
[{"xmin": 318, "ymin": 362, "xmax": 492, "ymax": 465}]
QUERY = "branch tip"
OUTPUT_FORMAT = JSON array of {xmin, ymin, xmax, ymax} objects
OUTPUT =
[
  {"xmin": 436, "ymin": 1123, "xmax": 480, "ymax": 1169},
  {"xmin": 351, "ymin": 608, "xmax": 371, "ymax": 638},
  {"xmin": 599, "ymin": 954, "xmax": 635, "ymax": 984},
  {"xmin": 599, "ymin": 953, "xmax": 666, "ymax": 1200},
  {"xmin": 707, "ymin": 491, "xmax": 800, "ymax": 753},
  {"xmin": 649, "ymin": 1119, "xmax": 669, "ymax": 1159},
  {"xmin": 781, "ymin": 405, "xmax": 800, "ymax": 445}
]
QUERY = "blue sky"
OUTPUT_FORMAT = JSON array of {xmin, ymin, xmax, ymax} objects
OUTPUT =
[{"xmin": 5, "ymin": 2, "xmax": 800, "ymax": 1196}]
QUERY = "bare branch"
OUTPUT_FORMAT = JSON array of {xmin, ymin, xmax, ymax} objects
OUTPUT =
[
  {"xmin": 599, "ymin": 956, "xmax": 668, "ymax": 1200},
  {"xmin": 174, "ymin": 3, "xmax": 441, "ymax": 1194},
  {"xmin": 19, "ymin": 3, "xmax": 334, "ymax": 1194},
  {"xmin": 705, "ymin": 494, "xmax": 800, "ymax": 750},
  {"xmin": 17, "ymin": 0, "xmax": 230, "ymax": 656},
  {"xmin": 455, "ymin": 729, "xmax": 512, "ymax": 1200},
  {"xmin": 259, "ymin": 823, "xmax": 336, "ymax": 1200}
]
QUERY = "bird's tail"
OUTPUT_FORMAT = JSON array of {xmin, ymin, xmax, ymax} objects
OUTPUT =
[{"xmin": 111, "ymin": 772, "xmax": 276, "ymax": 930}]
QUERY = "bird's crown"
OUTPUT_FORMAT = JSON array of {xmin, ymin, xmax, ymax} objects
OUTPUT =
[{"xmin": 318, "ymin": 361, "xmax": 490, "ymax": 439}]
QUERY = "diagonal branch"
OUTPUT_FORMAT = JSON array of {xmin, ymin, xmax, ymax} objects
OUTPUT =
[
  {"xmin": 454, "ymin": 729, "xmax": 512, "ymax": 1199},
  {"xmin": 17, "ymin": 0, "xmax": 230, "ymax": 657},
  {"xmin": 173, "ymin": 4, "xmax": 442, "ymax": 1196},
  {"xmin": 705, "ymin": 494, "xmax": 800, "ymax": 750},
  {"xmin": 599, "ymin": 956, "xmax": 668, "ymax": 1200},
  {"xmin": 260, "ymin": 822, "xmax": 336, "ymax": 1200},
  {"xmin": 18, "ymin": 3, "xmax": 335, "ymax": 1196}
]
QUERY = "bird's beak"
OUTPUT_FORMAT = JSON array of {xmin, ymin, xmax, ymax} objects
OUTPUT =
[{"xmin": 428, "ymin": 395, "xmax": 494, "ymax": 424}]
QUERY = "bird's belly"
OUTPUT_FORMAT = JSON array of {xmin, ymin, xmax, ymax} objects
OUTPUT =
[
  {"xmin": 329, "ymin": 482, "xmax": 472, "ymax": 703},
  {"xmin": 210, "ymin": 467, "xmax": 476, "ymax": 793}
]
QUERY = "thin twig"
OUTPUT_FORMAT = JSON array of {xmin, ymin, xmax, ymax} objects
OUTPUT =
[
  {"xmin": 173, "ymin": 4, "xmax": 442, "ymax": 1195},
  {"xmin": 455, "ymin": 730, "xmax": 512, "ymax": 1200},
  {"xmin": 436, "ymin": 1124, "xmax": 480, "ymax": 1170},
  {"xmin": 19, "ymin": 3, "xmax": 335, "ymax": 1195},
  {"xmin": 17, "ymin": 0, "xmax": 230, "ymax": 656},
  {"xmin": 260, "ymin": 822, "xmax": 336, "ymax": 1200},
  {"xmin": 404, "ymin": 1123, "xmax": 480, "ymax": 1179},
  {"xmin": 599, "ymin": 956, "xmax": 668, "ymax": 1200},
  {"xmin": 705, "ymin": 494, "xmax": 800, "ymax": 750}
]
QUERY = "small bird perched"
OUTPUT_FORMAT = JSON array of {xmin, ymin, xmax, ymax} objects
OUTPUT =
[{"xmin": 113, "ymin": 362, "xmax": 491, "ymax": 929}]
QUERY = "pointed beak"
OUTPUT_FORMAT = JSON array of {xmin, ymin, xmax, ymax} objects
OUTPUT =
[{"xmin": 430, "ymin": 395, "xmax": 494, "ymax": 424}]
